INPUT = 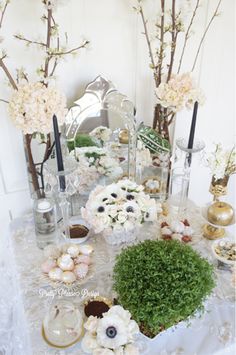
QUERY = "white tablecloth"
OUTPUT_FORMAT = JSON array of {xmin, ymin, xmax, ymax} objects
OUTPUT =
[{"xmin": 0, "ymin": 213, "xmax": 235, "ymax": 355}]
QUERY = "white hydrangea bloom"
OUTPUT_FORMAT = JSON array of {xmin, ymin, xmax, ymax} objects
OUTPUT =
[
  {"xmin": 156, "ymin": 73, "xmax": 205, "ymax": 112},
  {"xmin": 8, "ymin": 82, "xmax": 67, "ymax": 134}
]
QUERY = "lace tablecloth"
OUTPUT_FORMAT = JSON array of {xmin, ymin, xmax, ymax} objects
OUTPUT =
[{"xmin": 0, "ymin": 211, "xmax": 235, "ymax": 355}]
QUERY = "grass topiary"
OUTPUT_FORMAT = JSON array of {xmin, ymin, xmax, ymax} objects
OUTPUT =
[
  {"xmin": 113, "ymin": 240, "xmax": 215, "ymax": 338},
  {"xmin": 67, "ymin": 133, "xmax": 98, "ymax": 152}
]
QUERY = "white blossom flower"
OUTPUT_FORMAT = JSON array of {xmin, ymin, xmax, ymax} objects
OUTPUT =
[
  {"xmin": 8, "ymin": 82, "xmax": 67, "ymax": 134},
  {"xmin": 90, "ymin": 126, "xmax": 112, "ymax": 144},
  {"xmin": 96, "ymin": 315, "xmax": 128, "ymax": 349},
  {"xmin": 156, "ymin": 73, "xmax": 204, "ymax": 112},
  {"xmin": 124, "ymin": 344, "xmax": 139, "ymax": 355}
]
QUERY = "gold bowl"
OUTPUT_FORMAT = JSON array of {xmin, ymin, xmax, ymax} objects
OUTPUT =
[{"xmin": 207, "ymin": 201, "xmax": 234, "ymax": 226}]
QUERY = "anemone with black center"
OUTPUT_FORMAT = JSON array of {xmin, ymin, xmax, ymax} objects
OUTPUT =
[
  {"xmin": 126, "ymin": 206, "xmax": 134, "ymax": 213},
  {"xmin": 97, "ymin": 206, "xmax": 105, "ymax": 213},
  {"xmin": 126, "ymin": 194, "xmax": 134, "ymax": 200},
  {"xmin": 111, "ymin": 193, "xmax": 117, "ymax": 198},
  {"xmin": 106, "ymin": 326, "xmax": 117, "ymax": 339}
]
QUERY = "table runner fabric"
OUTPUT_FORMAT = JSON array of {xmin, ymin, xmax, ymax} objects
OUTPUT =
[{"xmin": 0, "ymin": 214, "xmax": 235, "ymax": 355}]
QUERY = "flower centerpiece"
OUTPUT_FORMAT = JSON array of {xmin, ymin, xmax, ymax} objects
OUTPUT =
[
  {"xmin": 74, "ymin": 146, "xmax": 123, "ymax": 194},
  {"xmin": 113, "ymin": 240, "xmax": 215, "ymax": 338},
  {"xmin": 81, "ymin": 179, "xmax": 162, "ymax": 245},
  {"xmin": 81, "ymin": 305, "xmax": 140, "ymax": 354},
  {"xmin": 207, "ymin": 143, "xmax": 236, "ymax": 199}
]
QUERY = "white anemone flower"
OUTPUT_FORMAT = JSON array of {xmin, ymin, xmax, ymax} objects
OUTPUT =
[{"xmin": 96, "ymin": 315, "xmax": 128, "ymax": 350}]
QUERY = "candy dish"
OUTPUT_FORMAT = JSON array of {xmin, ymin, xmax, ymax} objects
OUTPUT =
[
  {"xmin": 211, "ymin": 237, "xmax": 236, "ymax": 266},
  {"xmin": 42, "ymin": 300, "xmax": 84, "ymax": 348}
]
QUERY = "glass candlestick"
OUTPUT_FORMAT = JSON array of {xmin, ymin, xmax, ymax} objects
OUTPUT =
[{"xmin": 170, "ymin": 138, "xmax": 205, "ymax": 217}]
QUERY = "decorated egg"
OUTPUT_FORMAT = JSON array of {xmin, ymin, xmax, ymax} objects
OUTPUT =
[
  {"xmin": 57, "ymin": 254, "xmax": 74, "ymax": 271},
  {"xmin": 41, "ymin": 259, "xmax": 57, "ymax": 274},
  {"xmin": 170, "ymin": 221, "xmax": 185, "ymax": 234},
  {"xmin": 67, "ymin": 245, "xmax": 80, "ymax": 258},
  {"xmin": 61, "ymin": 271, "xmax": 76, "ymax": 284},
  {"xmin": 74, "ymin": 263, "xmax": 88, "ymax": 279},
  {"xmin": 75, "ymin": 255, "xmax": 91, "ymax": 265},
  {"xmin": 49, "ymin": 267, "xmax": 63, "ymax": 281}
]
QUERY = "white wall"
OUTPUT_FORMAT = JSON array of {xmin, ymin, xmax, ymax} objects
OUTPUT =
[{"xmin": 0, "ymin": 0, "xmax": 235, "ymax": 228}]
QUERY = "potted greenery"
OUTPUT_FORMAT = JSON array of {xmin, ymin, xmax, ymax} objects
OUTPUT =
[{"xmin": 113, "ymin": 240, "xmax": 215, "ymax": 338}]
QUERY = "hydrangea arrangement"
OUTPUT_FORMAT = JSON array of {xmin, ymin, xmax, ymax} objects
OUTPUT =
[
  {"xmin": 8, "ymin": 82, "xmax": 67, "ymax": 134},
  {"xmin": 81, "ymin": 306, "xmax": 140, "ymax": 355},
  {"xmin": 156, "ymin": 73, "xmax": 205, "ymax": 113},
  {"xmin": 81, "ymin": 179, "xmax": 162, "ymax": 245}
]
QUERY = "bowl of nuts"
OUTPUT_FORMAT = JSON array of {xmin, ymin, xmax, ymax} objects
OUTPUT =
[{"xmin": 212, "ymin": 237, "xmax": 236, "ymax": 266}]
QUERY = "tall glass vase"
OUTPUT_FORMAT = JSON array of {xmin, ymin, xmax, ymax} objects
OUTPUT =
[{"xmin": 169, "ymin": 138, "xmax": 205, "ymax": 217}]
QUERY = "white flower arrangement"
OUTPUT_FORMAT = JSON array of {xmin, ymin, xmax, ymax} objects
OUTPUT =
[
  {"xmin": 207, "ymin": 143, "xmax": 236, "ymax": 180},
  {"xmin": 74, "ymin": 146, "xmax": 123, "ymax": 192},
  {"xmin": 81, "ymin": 179, "xmax": 162, "ymax": 244},
  {"xmin": 89, "ymin": 126, "xmax": 112, "ymax": 146},
  {"xmin": 8, "ymin": 82, "xmax": 67, "ymax": 134},
  {"xmin": 81, "ymin": 305, "xmax": 140, "ymax": 355},
  {"xmin": 156, "ymin": 73, "xmax": 205, "ymax": 113}
]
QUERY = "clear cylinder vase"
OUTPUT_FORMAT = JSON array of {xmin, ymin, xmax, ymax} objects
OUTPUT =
[{"xmin": 169, "ymin": 138, "xmax": 205, "ymax": 217}]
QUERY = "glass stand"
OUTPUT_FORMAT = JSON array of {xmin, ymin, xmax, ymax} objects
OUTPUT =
[{"xmin": 169, "ymin": 138, "xmax": 205, "ymax": 218}]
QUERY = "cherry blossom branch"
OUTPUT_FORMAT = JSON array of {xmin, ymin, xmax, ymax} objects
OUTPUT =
[
  {"xmin": 0, "ymin": 98, "xmax": 9, "ymax": 103},
  {"xmin": 44, "ymin": 8, "xmax": 52, "ymax": 79},
  {"xmin": 191, "ymin": 0, "xmax": 222, "ymax": 72},
  {"xmin": 14, "ymin": 34, "xmax": 47, "ymax": 48},
  {"xmin": 157, "ymin": 0, "xmax": 165, "ymax": 86},
  {"xmin": 48, "ymin": 40, "xmax": 89, "ymax": 57},
  {"xmin": 0, "ymin": 0, "xmax": 9, "ymax": 29},
  {"xmin": 167, "ymin": 0, "xmax": 177, "ymax": 81},
  {"xmin": 0, "ymin": 56, "xmax": 18, "ymax": 89},
  {"xmin": 139, "ymin": 6, "xmax": 158, "ymax": 87},
  {"xmin": 177, "ymin": 0, "xmax": 200, "ymax": 74}
]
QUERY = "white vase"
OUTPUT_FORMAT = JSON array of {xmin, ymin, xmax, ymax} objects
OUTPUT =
[{"xmin": 103, "ymin": 227, "xmax": 137, "ymax": 246}]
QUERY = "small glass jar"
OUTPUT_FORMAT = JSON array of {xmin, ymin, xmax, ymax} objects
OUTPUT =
[{"xmin": 33, "ymin": 196, "xmax": 57, "ymax": 249}]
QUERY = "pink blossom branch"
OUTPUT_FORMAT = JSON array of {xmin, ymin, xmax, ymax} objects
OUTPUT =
[{"xmin": 191, "ymin": 0, "xmax": 222, "ymax": 72}]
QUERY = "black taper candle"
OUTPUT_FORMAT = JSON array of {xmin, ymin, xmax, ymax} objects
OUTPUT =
[
  {"xmin": 187, "ymin": 101, "xmax": 198, "ymax": 166},
  {"xmin": 53, "ymin": 114, "xmax": 66, "ymax": 191}
]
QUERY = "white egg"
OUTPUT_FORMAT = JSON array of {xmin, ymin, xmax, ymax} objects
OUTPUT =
[
  {"xmin": 184, "ymin": 226, "xmax": 194, "ymax": 236},
  {"xmin": 161, "ymin": 226, "xmax": 172, "ymax": 235},
  {"xmin": 172, "ymin": 233, "xmax": 183, "ymax": 241},
  {"xmin": 67, "ymin": 245, "xmax": 80, "ymax": 258},
  {"xmin": 57, "ymin": 254, "xmax": 74, "ymax": 271},
  {"xmin": 41, "ymin": 259, "xmax": 57, "ymax": 274},
  {"xmin": 170, "ymin": 221, "xmax": 185, "ymax": 234},
  {"xmin": 61, "ymin": 271, "xmax": 76, "ymax": 284},
  {"xmin": 43, "ymin": 245, "xmax": 60, "ymax": 259},
  {"xmin": 74, "ymin": 263, "xmax": 88, "ymax": 279},
  {"xmin": 49, "ymin": 267, "xmax": 63, "ymax": 281},
  {"xmin": 78, "ymin": 244, "xmax": 94, "ymax": 256}
]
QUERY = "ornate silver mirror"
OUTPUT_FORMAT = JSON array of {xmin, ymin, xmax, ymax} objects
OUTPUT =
[{"xmin": 65, "ymin": 76, "xmax": 136, "ymax": 180}]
